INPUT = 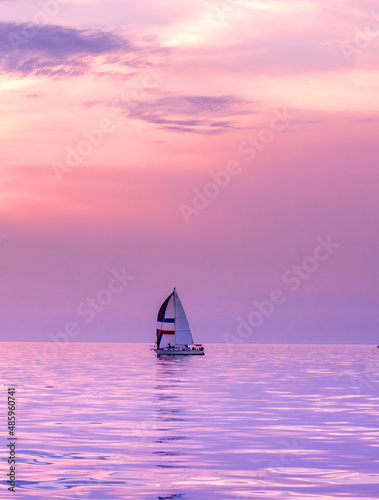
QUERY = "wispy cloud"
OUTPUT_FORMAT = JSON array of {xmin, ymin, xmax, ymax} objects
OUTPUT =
[
  {"xmin": 114, "ymin": 94, "xmax": 257, "ymax": 134},
  {"xmin": 0, "ymin": 23, "xmax": 135, "ymax": 77}
]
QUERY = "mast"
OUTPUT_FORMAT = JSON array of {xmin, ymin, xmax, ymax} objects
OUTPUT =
[{"xmin": 173, "ymin": 288, "xmax": 176, "ymax": 346}]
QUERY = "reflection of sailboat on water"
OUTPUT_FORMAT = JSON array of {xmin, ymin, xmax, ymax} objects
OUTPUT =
[
  {"xmin": 157, "ymin": 495, "xmax": 188, "ymax": 499},
  {"xmin": 153, "ymin": 288, "xmax": 204, "ymax": 355},
  {"xmin": 153, "ymin": 355, "xmax": 191, "ymax": 499}
]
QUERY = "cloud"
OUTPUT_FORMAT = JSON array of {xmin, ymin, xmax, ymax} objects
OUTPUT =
[
  {"xmin": 0, "ymin": 22, "xmax": 136, "ymax": 77},
  {"xmin": 114, "ymin": 94, "xmax": 258, "ymax": 134}
]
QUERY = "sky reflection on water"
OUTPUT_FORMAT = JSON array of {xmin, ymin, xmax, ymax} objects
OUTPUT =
[{"xmin": 0, "ymin": 343, "xmax": 378, "ymax": 499}]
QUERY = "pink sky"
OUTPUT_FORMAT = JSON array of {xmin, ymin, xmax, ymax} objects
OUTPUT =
[{"xmin": 1, "ymin": 0, "xmax": 378, "ymax": 343}]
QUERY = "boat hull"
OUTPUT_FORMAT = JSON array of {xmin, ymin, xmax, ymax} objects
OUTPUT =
[{"xmin": 154, "ymin": 348, "xmax": 205, "ymax": 355}]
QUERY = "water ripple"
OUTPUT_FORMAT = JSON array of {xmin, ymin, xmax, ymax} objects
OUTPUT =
[{"xmin": 1, "ymin": 343, "xmax": 378, "ymax": 499}]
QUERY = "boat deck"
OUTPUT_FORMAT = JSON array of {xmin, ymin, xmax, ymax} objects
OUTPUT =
[{"xmin": 154, "ymin": 347, "xmax": 205, "ymax": 355}]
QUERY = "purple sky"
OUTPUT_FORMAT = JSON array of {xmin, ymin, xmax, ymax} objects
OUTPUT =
[{"xmin": 1, "ymin": 0, "xmax": 379, "ymax": 343}]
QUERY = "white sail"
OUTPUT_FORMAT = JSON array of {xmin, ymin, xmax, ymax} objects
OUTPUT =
[
  {"xmin": 174, "ymin": 290, "xmax": 194, "ymax": 346},
  {"xmin": 154, "ymin": 288, "xmax": 204, "ymax": 355}
]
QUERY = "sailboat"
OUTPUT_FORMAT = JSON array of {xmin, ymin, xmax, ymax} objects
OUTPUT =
[{"xmin": 154, "ymin": 288, "xmax": 205, "ymax": 355}]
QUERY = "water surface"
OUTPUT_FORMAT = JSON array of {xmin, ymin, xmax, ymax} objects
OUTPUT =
[{"xmin": 1, "ymin": 343, "xmax": 378, "ymax": 499}]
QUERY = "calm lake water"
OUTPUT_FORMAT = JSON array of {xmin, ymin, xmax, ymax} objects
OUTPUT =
[{"xmin": 1, "ymin": 343, "xmax": 379, "ymax": 499}]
